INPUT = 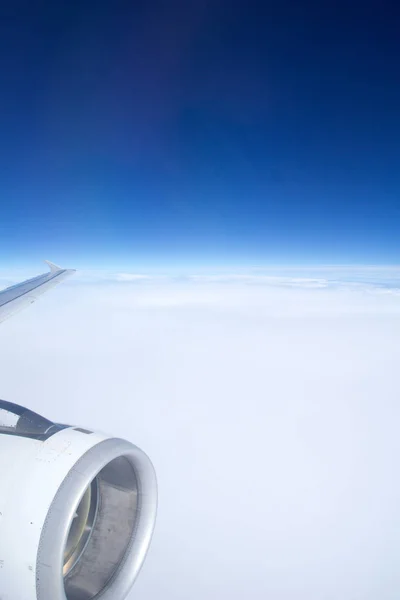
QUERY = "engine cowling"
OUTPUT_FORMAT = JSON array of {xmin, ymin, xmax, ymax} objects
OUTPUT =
[{"xmin": 0, "ymin": 400, "xmax": 157, "ymax": 600}]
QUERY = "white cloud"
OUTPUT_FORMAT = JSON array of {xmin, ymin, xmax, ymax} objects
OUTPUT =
[
  {"xmin": 1, "ymin": 268, "xmax": 400, "ymax": 599},
  {"xmin": 113, "ymin": 273, "xmax": 153, "ymax": 282}
]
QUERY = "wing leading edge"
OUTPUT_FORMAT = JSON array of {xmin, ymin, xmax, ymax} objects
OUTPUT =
[{"xmin": 0, "ymin": 260, "xmax": 76, "ymax": 323}]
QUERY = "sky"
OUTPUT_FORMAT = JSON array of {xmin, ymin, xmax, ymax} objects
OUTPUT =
[
  {"xmin": 1, "ymin": 0, "xmax": 400, "ymax": 267},
  {"xmin": 1, "ymin": 270, "xmax": 400, "ymax": 599}
]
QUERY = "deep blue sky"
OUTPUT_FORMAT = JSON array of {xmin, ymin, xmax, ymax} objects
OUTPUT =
[{"xmin": 1, "ymin": 0, "xmax": 399, "ymax": 268}]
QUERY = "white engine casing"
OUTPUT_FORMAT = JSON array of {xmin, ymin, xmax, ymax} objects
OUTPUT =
[{"xmin": 0, "ymin": 402, "xmax": 157, "ymax": 600}]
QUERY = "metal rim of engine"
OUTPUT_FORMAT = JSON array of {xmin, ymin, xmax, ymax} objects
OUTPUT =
[
  {"xmin": 62, "ymin": 477, "xmax": 99, "ymax": 577},
  {"xmin": 36, "ymin": 436, "xmax": 157, "ymax": 600}
]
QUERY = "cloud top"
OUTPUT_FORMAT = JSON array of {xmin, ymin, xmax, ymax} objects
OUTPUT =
[{"xmin": 0, "ymin": 266, "xmax": 399, "ymax": 599}]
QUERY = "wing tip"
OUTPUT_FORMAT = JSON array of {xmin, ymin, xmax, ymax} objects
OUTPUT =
[
  {"xmin": 45, "ymin": 260, "xmax": 76, "ymax": 277},
  {"xmin": 44, "ymin": 260, "xmax": 62, "ymax": 273}
]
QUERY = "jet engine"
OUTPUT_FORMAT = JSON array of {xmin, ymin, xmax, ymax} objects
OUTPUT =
[{"xmin": 0, "ymin": 400, "xmax": 157, "ymax": 600}]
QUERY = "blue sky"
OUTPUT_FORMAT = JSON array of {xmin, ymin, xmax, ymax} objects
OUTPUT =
[{"xmin": 1, "ymin": 1, "xmax": 399, "ymax": 269}]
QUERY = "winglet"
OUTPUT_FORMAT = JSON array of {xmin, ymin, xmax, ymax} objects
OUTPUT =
[{"xmin": 44, "ymin": 260, "xmax": 62, "ymax": 273}]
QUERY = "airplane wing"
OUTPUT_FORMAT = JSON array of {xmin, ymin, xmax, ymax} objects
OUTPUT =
[
  {"xmin": 0, "ymin": 260, "xmax": 76, "ymax": 323},
  {"xmin": 0, "ymin": 259, "xmax": 157, "ymax": 599}
]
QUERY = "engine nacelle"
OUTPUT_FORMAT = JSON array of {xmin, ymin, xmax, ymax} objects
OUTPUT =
[{"xmin": 0, "ymin": 400, "xmax": 157, "ymax": 600}]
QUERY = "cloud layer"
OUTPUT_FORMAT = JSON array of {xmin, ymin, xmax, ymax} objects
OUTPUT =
[{"xmin": 1, "ymin": 268, "xmax": 400, "ymax": 599}]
